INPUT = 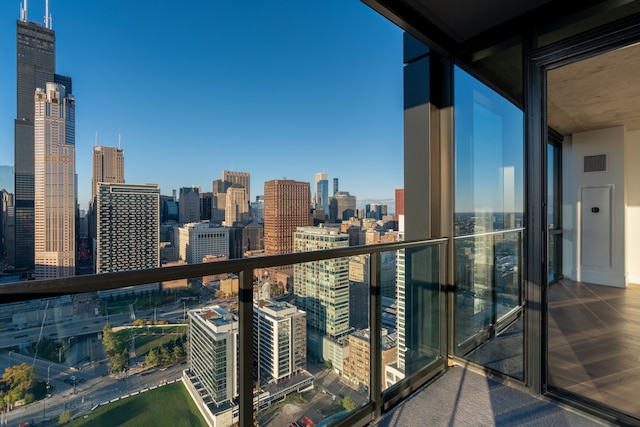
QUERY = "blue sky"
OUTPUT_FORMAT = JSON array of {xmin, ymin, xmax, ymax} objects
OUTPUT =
[{"xmin": 0, "ymin": 1, "xmax": 404, "ymax": 211}]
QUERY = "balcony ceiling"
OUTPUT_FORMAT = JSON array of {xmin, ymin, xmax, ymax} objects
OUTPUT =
[
  {"xmin": 371, "ymin": 0, "xmax": 550, "ymax": 43},
  {"xmin": 365, "ymin": 0, "xmax": 640, "ymax": 137},
  {"xmin": 547, "ymin": 42, "xmax": 640, "ymax": 135}
]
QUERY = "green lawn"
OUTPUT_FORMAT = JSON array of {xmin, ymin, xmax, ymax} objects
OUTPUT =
[
  {"xmin": 115, "ymin": 326, "xmax": 186, "ymax": 356},
  {"xmin": 134, "ymin": 333, "xmax": 180, "ymax": 356},
  {"xmin": 66, "ymin": 382, "xmax": 206, "ymax": 427}
]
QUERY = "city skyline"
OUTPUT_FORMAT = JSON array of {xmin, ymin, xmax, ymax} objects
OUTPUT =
[{"xmin": 0, "ymin": 0, "xmax": 404, "ymax": 211}]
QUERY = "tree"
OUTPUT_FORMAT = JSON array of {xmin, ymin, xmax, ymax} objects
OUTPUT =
[
  {"xmin": 59, "ymin": 410, "xmax": 72, "ymax": 424},
  {"xmin": 159, "ymin": 346, "xmax": 171, "ymax": 365},
  {"xmin": 0, "ymin": 363, "xmax": 44, "ymax": 405},
  {"xmin": 171, "ymin": 345, "xmax": 185, "ymax": 362},
  {"xmin": 145, "ymin": 348, "xmax": 159, "ymax": 367},
  {"xmin": 342, "ymin": 395, "xmax": 357, "ymax": 412}
]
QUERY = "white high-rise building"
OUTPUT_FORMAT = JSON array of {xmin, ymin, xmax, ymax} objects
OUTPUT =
[
  {"xmin": 177, "ymin": 221, "xmax": 229, "ymax": 264},
  {"xmin": 187, "ymin": 306, "xmax": 238, "ymax": 406},
  {"xmin": 34, "ymin": 82, "xmax": 75, "ymax": 279},
  {"xmin": 254, "ymin": 299, "xmax": 307, "ymax": 384}
]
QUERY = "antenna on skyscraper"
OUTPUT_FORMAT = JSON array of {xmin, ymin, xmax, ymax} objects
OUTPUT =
[
  {"xmin": 118, "ymin": 134, "xmax": 121, "ymax": 149},
  {"xmin": 95, "ymin": 131, "xmax": 98, "ymax": 147},
  {"xmin": 20, "ymin": 0, "xmax": 28, "ymax": 22},
  {"xmin": 44, "ymin": 0, "xmax": 51, "ymax": 29}
]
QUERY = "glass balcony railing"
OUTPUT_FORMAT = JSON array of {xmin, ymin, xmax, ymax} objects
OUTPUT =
[
  {"xmin": 0, "ymin": 238, "xmax": 447, "ymax": 427},
  {"xmin": 453, "ymin": 228, "xmax": 524, "ymax": 380}
]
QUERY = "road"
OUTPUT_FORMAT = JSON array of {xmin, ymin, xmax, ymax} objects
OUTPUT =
[
  {"xmin": 0, "ymin": 293, "xmax": 193, "ymax": 426},
  {"xmin": 1, "ymin": 350, "xmax": 184, "ymax": 426}
]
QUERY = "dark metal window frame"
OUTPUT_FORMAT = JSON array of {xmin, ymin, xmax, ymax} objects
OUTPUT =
[{"xmin": 527, "ymin": 12, "xmax": 640, "ymax": 425}]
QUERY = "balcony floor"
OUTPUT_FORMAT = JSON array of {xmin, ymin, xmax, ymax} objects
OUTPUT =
[{"xmin": 374, "ymin": 365, "xmax": 611, "ymax": 427}]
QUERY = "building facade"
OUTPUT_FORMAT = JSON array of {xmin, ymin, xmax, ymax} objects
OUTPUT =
[
  {"xmin": 34, "ymin": 83, "xmax": 75, "ymax": 279},
  {"xmin": 224, "ymin": 185, "xmax": 249, "ymax": 226},
  {"xmin": 294, "ymin": 226, "xmax": 349, "ymax": 360},
  {"xmin": 95, "ymin": 183, "xmax": 160, "ymax": 273},
  {"xmin": 222, "ymin": 170, "xmax": 250, "ymax": 201},
  {"xmin": 343, "ymin": 328, "xmax": 397, "ymax": 392},
  {"xmin": 253, "ymin": 299, "xmax": 307, "ymax": 384},
  {"xmin": 15, "ymin": 13, "xmax": 71, "ymax": 271},
  {"xmin": 263, "ymin": 180, "xmax": 310, "ymax": 256},
  {"xmin": 188, "ymin": 306, "xmax": 238, "ymax": 406},
  {"xmin": 329, "ymin": 191, "xmax": 356, "ymax": 222},
  {"xmin": 179, "ymin": 186, "xmax": 201, "ymax": 224},
  {"xmin": 91, "ymin": 145, "xmax": 124, "ymax": 200},
  {"xmin": 177, "ymin": 221, "xmax": 230, "ymax": 264}
]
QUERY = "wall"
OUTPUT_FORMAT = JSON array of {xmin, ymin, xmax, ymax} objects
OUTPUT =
[
  {"xmin": 562, "ymin": 126, "xmax": 627, "ymax": 287},
  {"xmin": 626, "ymin": 130, "xmax": 640, "ymax": 284}
]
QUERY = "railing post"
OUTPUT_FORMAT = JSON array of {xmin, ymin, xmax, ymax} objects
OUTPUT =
[
  {"xmin": 370, "ymin": 251, "xmax": 382, "ymax": 420},
  {"xmin": 239, "ymin": 269, "xmax": 254, "ymax": 427}
]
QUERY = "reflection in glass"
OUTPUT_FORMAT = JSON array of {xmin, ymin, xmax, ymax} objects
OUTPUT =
[{"xmin": 453, "ymin": 66, "xmax": 524, "ymax": 380}]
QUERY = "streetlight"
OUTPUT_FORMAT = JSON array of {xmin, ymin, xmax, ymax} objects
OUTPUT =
[
  {"xmin": 47, "ymin": 364, "xmax": 53, "ymax": 386},
  {"xmin": 8, "ymin": 350, "xmax": 14, "ymax": 367}
]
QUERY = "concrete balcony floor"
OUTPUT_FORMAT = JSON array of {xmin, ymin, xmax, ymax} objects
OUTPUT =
[{"xmin": 374, "ymin": 365, "xmax": 612, "ymax": 427}]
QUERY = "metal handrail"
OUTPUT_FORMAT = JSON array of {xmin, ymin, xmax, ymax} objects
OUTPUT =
[
  {"xmin": 0, "ymin": 237, "xmax": 448, "ymax": 300},
  {"xmin": 453, "ymin": 227, "xmax": 525, "ymax": 240}
]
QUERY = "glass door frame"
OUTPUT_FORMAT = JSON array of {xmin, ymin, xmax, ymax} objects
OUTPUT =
[{"xmin": 547, "ymin": 129, "xmax": 563, "ymax": 285}]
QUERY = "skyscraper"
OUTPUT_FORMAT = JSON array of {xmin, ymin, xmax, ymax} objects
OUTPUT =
[
  {"xmin": 222, "ymin": 170, "xmax": 250, "ymax": 201},
  {"xmin": 294, "ymin": 226, "xmax": 349, "ymax": 360},
  {"xmin": 178, "ymin": 186, "xmax": 201, "ymax": 224},
  {"xmin": 91, "ymin": 145, "xmax": 124, "ymax": 200},
  {"xmin": 95, "ymin": 183, "xmax": 160, "ymax": 273},
  {"xmin": 15, "ymin": 5, "xmax": 72, "ymax": 270},
  {"xmin": 34, "ymin": 83, "xmax": 75, "ymax": 279},
  {"xmin": 225, "ymin": 184, "xmax": 249, "ymax": 226},
  {"xmin": 253, "ymin": 299, "xmax": 307, "ymax": 384},
  {"xmin": 187, "ymin": 306, "xmax": 239, "ymax": 406},
  {"xmin": 329, "ymin": 191, "xmax": 356, "ymax": 222},
  {"xmin": 333, "ymin": 177, "xmax": 339, "ymax": 196},
  {"xmin": 89, "ymin": 145, "xmax": 124, "ymax": 245},
  {"xmin": 263, "ymin": 180, "xmax": 310, "ymax": 256},
  {"xmin": 314, "ymin": 172, "xmax": 329, "ymax": 214}
]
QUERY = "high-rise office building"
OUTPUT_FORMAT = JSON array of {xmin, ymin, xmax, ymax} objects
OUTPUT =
[
  {"xmin": 333, "ymin": 178, "xmax": 339, "ymax": 196},
  {"xmin": 253, "ymin": 299, "xmax": 307, "ymax": 384},
  {"xmin": 178, "ymin": 186, "xmax": 201, "ymax": 224},
  {"xmin": 329, "ymin": 191, "xmax": 356, "ymax": 222},
  {"xmin": 200, "ymin": 191, "xmax": 214, "ymax": 221},
  {"xmin": 15, "ymin": 6, "xmax": 72, "ymax": 271},
  {"xmin": 294, "ymin": 226, "xmax": 349, "ymax": 359},
  {"xmin": 314, "ymin": 172, "xmax": 329, "ymax": 214},
  {"xmin": 225, "ymin": 185, "xmax": 249, "ymax": 226},
  {"xmin": 187, "ymin": 306, "xmax": 238, "ymax": 406},
  {"xmin": 95, "ymin": 183, "xmax": 160, "ymax": 273},
  {"xmin": 34, "ymin": 83, "xmax": 75, "ymax": 279},
  {"xmin": 89, "ymin": 145, "xmax": 125, "ymax": 245},
  {"xmin": 176, "ymin": 221, "xmax": 229, "ymax": 264},
  {"xmin": 91, "ymin": 145, "xmax": 124, "ymax": 200},
  {"xmin": 263, "ymin": 180, "xmax": 310, "ymax": 256},
  {"xmin": 222, "ymin": 170, "xmax": 250, "ymax": 201}
]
